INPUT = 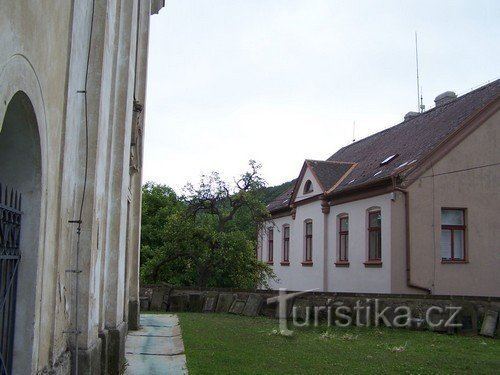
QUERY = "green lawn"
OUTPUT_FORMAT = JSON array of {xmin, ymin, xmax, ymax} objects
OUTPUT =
[{"xmin": 178, "ymin": 313, "xmax": 499, "ymax": 375}]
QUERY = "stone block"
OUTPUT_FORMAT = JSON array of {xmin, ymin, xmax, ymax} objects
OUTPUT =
[
  {"xmin": 216, "ymin": 293, "xmax": 235, "ymax": 313},
  {"xmin": 99, "ymin": 329, "xmax": 109, "ymax": 375},
  {"xmin": 107, "ymin": 322, "xmax": 127, "ymax": 375},
  {"xmin": 169, "ymin": 294, "xmax": 189, "ymax": 312},
  {"xmin": 150, "ymin": 286, "xmax": 171, "ymax": 311},
  {"xmin": 139, "ymin": 296, "xmax": 150, "ymax": 311},
  {"xmin": 428, "ymin": 311, "xmax": 447, "ymax": 332},
  {"xmin": 480, "ymin": 310, "xmax": 498, "ymax": 337},
  {"xmin": 203, "ymin": 292, "xmax": 219, "ymax": 312},
  {"xmin": 242, "ymin": 294, "xmax": 263, "ymax": 317},
  {"xmin": 188, "ymin": 293, "xmax": 204, "ymax": 312},
  {"xmin": 77, "ymin": 337, "xmax": 102, "ymax": 375},
  {"xmin": 229, "ymin": 300, "xmax": 246, "ymax": 315},
  {"xmin": 273, "ymin": 295, "xmax": 294, "ymax": 320},
  {"xmin": 292, "ymin": 298, "xmax": 313, "ymax": 323},
  {"xmin": 128, "ymin": 300, "xmax": 140, "ymax": 331}
]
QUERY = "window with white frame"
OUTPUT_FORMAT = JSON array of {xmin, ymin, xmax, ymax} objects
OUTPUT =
[{"xmin": 441, "ymin": 208, "xmax": 466, "ymax": 261}]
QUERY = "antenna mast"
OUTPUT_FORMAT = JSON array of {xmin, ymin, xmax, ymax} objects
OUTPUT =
[
  {"xmin": 352, "ymin": 120, "xmax": 356, "ymax": 142},
  {"xmin": 415, "ymin": 32, "xmax": 425, "ymax": 112}
]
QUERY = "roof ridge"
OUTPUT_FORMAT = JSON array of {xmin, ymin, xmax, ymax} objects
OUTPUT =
[{"xmin": 328, "ymin": 78, "xmax": 500, "ymax": 160}]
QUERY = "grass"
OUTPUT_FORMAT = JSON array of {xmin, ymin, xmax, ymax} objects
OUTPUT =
[{"xmin": 178, "ymin": 313, "xmax": 499, "ymax": 375}]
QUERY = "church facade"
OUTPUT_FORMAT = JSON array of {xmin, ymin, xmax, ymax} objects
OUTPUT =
[{"xmin": 0, "ymin": 0, "xmax": 164, "ymax": 373}]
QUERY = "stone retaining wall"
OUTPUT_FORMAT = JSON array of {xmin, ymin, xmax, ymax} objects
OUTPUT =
[{"xmin": 140, "ymin": 285, "xmax": 500, "ymax": 337}]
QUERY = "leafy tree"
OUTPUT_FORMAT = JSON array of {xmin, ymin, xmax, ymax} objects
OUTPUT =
[{"xmin": 140, "ymin": 161, "xmax": 275, "ymax": 288}]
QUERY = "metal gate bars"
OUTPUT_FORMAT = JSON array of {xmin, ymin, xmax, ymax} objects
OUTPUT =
[{"xmin": 0, "ymin": 184, "xmax": 21, "ymax": 375}]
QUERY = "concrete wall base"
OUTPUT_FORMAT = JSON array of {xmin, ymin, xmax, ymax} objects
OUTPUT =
[
  {"xmin": 107, "ymin": 322, "xmax": 127, "ymax": 375},
  {"xmin": 37, "ymin": 350, "xmax": 71, "ymax": 375},
  {"xmin": 76, "ymin": 338, "xmax": 102, "ymax": 375},
  {"xmin": 129, "ymin": 300, "xmax": 140, "ymax": 330},
  {"xmin": 99, "ymin": 329, "xmax": 109, "ymax": 375}
]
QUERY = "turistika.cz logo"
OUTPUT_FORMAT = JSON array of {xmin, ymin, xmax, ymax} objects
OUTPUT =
[{"xmin": 267, "ymin": 288, "xmax": 462, "ymax": 336}]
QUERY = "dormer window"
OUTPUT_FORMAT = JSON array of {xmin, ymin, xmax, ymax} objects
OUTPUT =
[{"xmin": 303, "ymin": 180, "xmax": 313, "ymax": 194}]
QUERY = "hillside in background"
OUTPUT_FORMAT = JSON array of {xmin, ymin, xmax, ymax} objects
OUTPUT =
[{"xmin": 260, "ymin": 179, "xmax": 295, "ymax": 204}]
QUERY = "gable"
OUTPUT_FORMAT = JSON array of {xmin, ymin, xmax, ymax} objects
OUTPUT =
[{"xmin": 294, "ymin": 165, "xmax": 322, "ymax": 202}]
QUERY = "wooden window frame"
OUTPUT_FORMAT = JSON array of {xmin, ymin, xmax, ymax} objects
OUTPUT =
[
  {"xmin": 281, "ymin": 225, "xmax": 290, "ymax": 266},
  {"xmin": 365, "ymin": 210, "xmax": 382, "ymax": 266},
  {"xmin": 441, "ymin": 208, "xmax": 467, "ymax": 263},
  {"xmin": 267, "ymin": 228, "xmax": 274, "ymax": 264},
  {"xmin": 335, "ymin": 215, "xmax": 349, "ymax": 267},
  {"xmin": 302, "ymin": 220, "xmax": 313, "ymax": 266}
]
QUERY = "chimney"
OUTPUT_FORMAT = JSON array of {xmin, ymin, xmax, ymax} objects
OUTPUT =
[
  {"xmin": 404, "ymin": 111, "xmax": 420, "ymax": 121},
  {"xmin": 434, "ymin": 91, "xmax": 457, "ymax": 107}
]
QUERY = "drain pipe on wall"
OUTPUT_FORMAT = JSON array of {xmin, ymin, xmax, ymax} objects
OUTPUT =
[{"xmin": 391, "ymin": 176, "xmax": 431, "ymax": 294}]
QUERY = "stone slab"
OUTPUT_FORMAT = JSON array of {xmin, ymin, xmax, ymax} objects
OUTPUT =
[
  {"xmin": 139, "ymin": 296, "xmax": 150, "ymax": 311},
  {"xmin": 428, "ymin": 312, "xmax": 447, "ymax": 332},
  {"xmin": 188, "ymin": 293, "xmax": 205, "ymax": 312},
  {"xmin": 229, "ymin": 300, "xmax": 246, "ymax": 315},
  {"xmin": 203, "ymin": 293, "xmax": 219, "ymax": 312},
  {"xmin": 140, "ymin": 314, "xmax": 179, "ymax": 327},
  {"xmin": 292, "ymin": 298, "xmax": 313, "ymax": 322},
  {"xmin": 215, "ymin": 293, "xmax": 235, "ymax": 313},
  {"xmin": 126, "ymin": 335, "xmax": 184, "ymax": 356},
  {"xmin": 169, "ymin": 294, "xmax": 189, "ymax": 312},
  {"xmin": 128, "ymin": 324, "xmax": 181, "ymax": 337},
  {"xmin": 242, "ymin": 294, "xmax": 263, "ymax": 317},
  {"xmin": 150, "ymin": 286, "xmax": 170, "ymax": 311},
  {"xmin": 125, "ymin": 314, "xmax": 187, "ymax": 375},
  {"xmin": 480, "ymin": 310, "xmax": 498, "ymax": 337},
  {"xmin": 125, "ymin": 353, "xmax": 188, "ymax": 375}
]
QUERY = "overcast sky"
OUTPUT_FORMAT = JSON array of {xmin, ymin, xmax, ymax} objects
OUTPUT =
[{"xmin": 144, "ymin": 0, "xmax": 500, "ymax": 193}]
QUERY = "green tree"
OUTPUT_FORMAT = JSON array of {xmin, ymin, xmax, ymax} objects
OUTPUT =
[{"xmin": 140, "ymin": 161, "xmax": 275, "ymax": 288}]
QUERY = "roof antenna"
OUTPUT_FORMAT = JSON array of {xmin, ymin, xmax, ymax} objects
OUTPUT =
[
  {"xmin": 352, "ymin": 120, "xmax": 356, "ymax": 142},
  {"xmin": 415, "ymin": 32, "xmax": 425, "ymax": 112}
]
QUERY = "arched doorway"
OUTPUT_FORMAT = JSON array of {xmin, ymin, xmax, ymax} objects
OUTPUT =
[{"xmin": 0, "ymin": 91, "xmax": 42, "ymax": 374}]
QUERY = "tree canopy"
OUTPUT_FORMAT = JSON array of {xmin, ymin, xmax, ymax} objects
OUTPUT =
[{"xmin": 140, "ymin": 161, "xmax": 275, "ymax": 288}]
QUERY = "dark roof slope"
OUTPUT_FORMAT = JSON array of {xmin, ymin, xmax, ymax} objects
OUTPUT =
[
  {"xmin": 327, "ymin": 79, "xmax": 500, "ymax": 193},
  {"xmin": 307, "ymin": 160, "xmax": 355, "ymax": 192},
  {"xmin": 268, "ymin": 79, "xmax": 500, "ymax": 213},
  {"xmin": 267, "ymin": 185, "xmax": 294, "ymax": 212}
]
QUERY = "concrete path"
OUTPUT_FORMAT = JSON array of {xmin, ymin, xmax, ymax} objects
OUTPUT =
[{"xmin": 125, "ymin": 314, "xmax": 188, "ymax": 374}]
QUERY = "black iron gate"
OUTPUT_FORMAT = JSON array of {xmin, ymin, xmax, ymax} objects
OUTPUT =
[{"xmin": 0, "ymin": 184, "xmax": 21, "ymax": 375}]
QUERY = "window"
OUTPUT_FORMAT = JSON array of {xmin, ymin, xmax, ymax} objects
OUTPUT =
[
  {"xmin": 441, "ymin": 209, "xmax": 466, "ymax": 261},
  {"xmin": 368, "ymin": 211, "xmax": 381, "ymax": 261},
  {"xmin": 303, "ymin": 220, "xmax": 313, "ymax": 264},
  {"xmin": 338, "ymin": 216, "xmax": 349, "ymax": 262},
  {"xmin": 267, "ymin": 228, "xmax": 274, "ymax": 263},
  {"xmin": 282, "ymin": 225, "xmax": 290, "ymax": 264},
  {"xmin": 303, "ymin": 180, "xmax": 313, "ymax": 193}
]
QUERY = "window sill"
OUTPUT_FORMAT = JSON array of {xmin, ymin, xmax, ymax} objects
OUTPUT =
[
  {"xmin": 441, "ymin": 260, "xmax": 468, "ymax": 264},
  {"xmin": 280, "ymin": 261, "xmax": 290, "ymax": 266},
  {"xmin": 364, "ymin": 260, "xmax": 383, "ymax": 267},
  {"xmin": 266, "ymin": 261, "xmax": 274, "ymax": 265},
  {"xmin": 334, "ymin": 261, "xmax": 350, "ymax": 267},
  {"xmin": 301, "ymin": 261, "xmax": 313, "ymax": 267}
]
